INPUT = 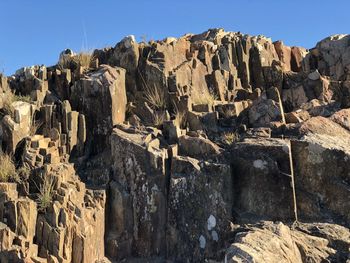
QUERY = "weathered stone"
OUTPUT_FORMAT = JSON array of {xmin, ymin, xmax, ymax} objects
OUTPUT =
[
  {"xmin": 167, "ymin": 156, "xmax": 232, "ymax": 262},
  {"xmin": 226, "ymin": 222, "xmax": 350, "ymax": 263},
  {"xmin": 231, "ymin": 138, "xmax": 296, "ymax": 221},
  {"xmin": 107, "ymin": 127, "xmax": 168, "ymax": 260},
  {"xmin": 178, "ymin": 135, "xmax": 221, "ymax": 159},
  {"xmin": 70, "ymin": 65, "xmax": 127, "ymax": 154}
]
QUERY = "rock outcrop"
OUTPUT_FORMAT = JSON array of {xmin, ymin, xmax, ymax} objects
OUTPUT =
[{"xmin": 1, "ymin": 29, "xmax": 350, "ymax": 262}]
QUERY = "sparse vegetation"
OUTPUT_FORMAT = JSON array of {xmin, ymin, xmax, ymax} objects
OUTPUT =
[
  {"xmin": 192, "ymin": 89, "xmax": 218, "ymax": 105},
  {"xmin": 37, "ymin": 175, "xmax": 55, "ymax": 212},
  {"xmin": 30, "ymin": 119, "xmax": 43, "ymax": 136},
  {"xmin": 174, "ymin": 106, "xmax": 187, "ymax": 129},
  {"xmin": 0, "ymin": 152, "xmax": 17, "ymax": 182},
  {"xmin": 73, "ymin": 52, "xmax": 94, "ymax": 68},
  {"xmin": 17, "ymin": 165, "xmax": 31, "ymax": 180},
  {"xmin": 222, "ymin": 132, "xmax": 237, "ymax": 145},
  {"xmin": 221, "ymin": 107, "xmax": 236, "ymax": 119},
  {"xmin": 144, "ymin": 84, "xmax": 165, "ymax": 110},
  {"xmin": 152, "ymin": 111, "xmax": 166, "ymax": 127},
  {"xmin": 1, "ymin": 91, "xmax": 32, "ymax": 118},
  {"xmin": 57, "ymin": 51, "xmax": 95, "ymax": 70}
]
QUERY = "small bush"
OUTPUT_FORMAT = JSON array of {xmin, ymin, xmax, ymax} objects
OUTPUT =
[
  {"xmin": 0, "ymin": 153, "xmax": 17, "ymax": 182},
  {"xmin": 17, "ymin": 165, "xmax": 31, "ymax": 180},
  {"xmin": 37, "ymin": 176, "xmax": 55, "ymax": 212}
]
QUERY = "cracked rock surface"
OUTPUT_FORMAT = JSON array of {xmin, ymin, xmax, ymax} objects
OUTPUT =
[{"xmin": 0, "ymin": 29, "xmax": 350, "ymax": 262}]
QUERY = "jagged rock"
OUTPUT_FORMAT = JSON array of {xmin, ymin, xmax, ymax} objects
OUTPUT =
[
  {"xmin": 1, "ymin": 29, "xmax": 350, "ymax": 263},
  {"xmin": 1, "ymin": 101, "xmax": 34, "ymax": 153},
  {"xmin": 303, "ymin": 34, "xmax": 350, "ymax": 81},
  {"xmin": 330, "ymin": 108, "xmax": 350, "ymax": 130},
  {"xmin": 249, "ymin": 97, "xmax": 284, "ymax": 127}
]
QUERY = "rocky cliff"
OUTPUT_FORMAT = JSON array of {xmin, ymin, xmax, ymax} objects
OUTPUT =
[{"xmin": 0, "ymin": 29, "xmax": 349, "ymax": 262}]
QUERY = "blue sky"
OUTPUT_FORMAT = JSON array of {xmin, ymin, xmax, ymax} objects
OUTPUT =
[{"xmin": 0, "ymin": 0, "xmax": 348, "ymax": 75}]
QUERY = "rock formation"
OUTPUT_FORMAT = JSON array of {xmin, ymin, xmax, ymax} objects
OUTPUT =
[{"xmin": 0, "ymin": 29, "xmax": 350, "ymax": 262}]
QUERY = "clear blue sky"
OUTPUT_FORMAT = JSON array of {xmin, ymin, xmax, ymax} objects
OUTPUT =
[{"xmin": 0, "ymin": 0, "xmax": 348, "ymax": 75}]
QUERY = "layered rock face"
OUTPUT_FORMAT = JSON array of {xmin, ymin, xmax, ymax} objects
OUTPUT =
[{"xmin": 0, "ymin": 29, "xmax": 350, "ymax": 262}]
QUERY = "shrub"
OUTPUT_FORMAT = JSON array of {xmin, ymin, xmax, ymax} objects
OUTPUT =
[
  {"xmin": 17, "ymin": 165, "xmax": 31, "ymax": 180},
  {"xmin": 221, "ymin": 107, "xmax": 236, "ymax": 119},
  {"xmin": 0, "ymin": 153, "xmax": 17, "ymax": 182}
]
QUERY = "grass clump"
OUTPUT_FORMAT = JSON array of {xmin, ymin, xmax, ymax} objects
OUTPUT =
[
  {"xmin": 57, "ymin": 52, "xmax": 95, "ymax": 70},
  {"xmin": 144, "ymin": 84, "xmax": 165, "ymax": 110},
  {"xmin": 173, "ymin": 104, "xmax": 187, "ymax": 129},
  {"xmin": 152, "ymin": 111, "xmax": 166, "ymax": 127},
  {"xmin": 222, "ymin": 132, "xmax": 237, "ymax": 145},
  {"xmin": 192, "ymin": 89, "xmax": 218, "ymax": 105},
  {"xmin": 37, "ymin": 176, "xmax": 55, "ymax": 212},
  {"xmin": 0, "ymin": 153, "xmax": 17, "ymax": 182},
  {"xmin": 221, "ymin": 107, "xmax": 236, "ymax": 119},
  {"xmin": 73, "ymin": 52, "xmax": 94, "ymax": 68},
  {"xmin": 1, "ymin": 92, "xmax": 32, "ymax": 118}
]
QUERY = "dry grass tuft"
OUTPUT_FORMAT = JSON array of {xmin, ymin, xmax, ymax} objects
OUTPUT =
[
  {"xmin": 144, "ymin": 85, "xmax": 165, "ymax": 110},
  {"xmin": 152, "ymin": 111, "xmax": 166, "ymax": 127},
  {"xmin": 57, "ymin": 52, "xmax": 95, "ymax": 70},
  {"xmin": 0, "ymin": 152, "xmax": 17, "ymax": 182},
  {"xmin": 73, "ymin": 52, "xmax": 94, "ymax": 68},
  {"xmin": 1, "ymin": 92, "xmax": 32, "ymax": 118},
  {"xmin": 37, "ymin": 176, "xmax": 55, "ymax": 212},
  {"xmin": 174, "ymin": 107, "xmax": 187, "ymax": 129},
  {"xmin": 192, "ymin": 89, "xmax": 218, "ymax": 105},
  {"xmin": 222, "ymin": 132, "xmax": 237, "ymax": 145},
  {"xmin": 221, "ymin": 107, "xmax": 236, "ymax": 119}
]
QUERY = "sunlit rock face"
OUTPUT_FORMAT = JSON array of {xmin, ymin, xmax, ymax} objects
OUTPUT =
[{"xmin": 0, "ymin": 30, "xmax": 350, "ymax": 262}]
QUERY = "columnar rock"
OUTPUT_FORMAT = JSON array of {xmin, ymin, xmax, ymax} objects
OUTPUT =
[
  {"xmin": 167, "ymin": 156, "xmax": 232, "ymax": 262},
  {"xmin": 70, "ymin": 65, "xmax": 127, "ymax": 154},
  {"xmin": 107, "ymin": 126, "xmax": 167, "ymax": 260},
  {"xmin": 1, "ymin": 101, "xmax": 34, "ymax": 153},
  {"xmin": 231, "ymin": 138, "xmax": 296, "ymax": 221}
]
